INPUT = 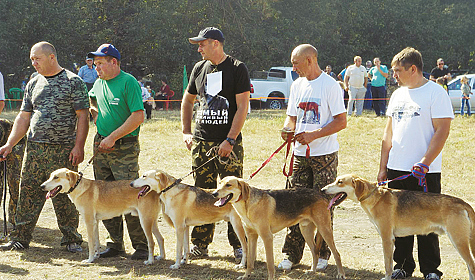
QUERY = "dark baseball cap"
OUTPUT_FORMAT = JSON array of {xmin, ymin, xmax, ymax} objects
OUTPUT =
[
  {"xmin": 189, "ymin": 27, "xmax": 225, "ymax": 44},
  {"xmin": 88, "ymin": 44, "xmax": 121, "ymax": 60}
]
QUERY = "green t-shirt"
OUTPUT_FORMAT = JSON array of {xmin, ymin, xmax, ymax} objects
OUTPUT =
[{"xmin": 89, "ymin": 71, "xmax": 144, "ymax": 137}]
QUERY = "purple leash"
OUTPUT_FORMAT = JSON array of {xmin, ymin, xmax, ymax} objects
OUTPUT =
[{"xmin": 378, "ymin": 162, "xmax": 429, "ymax": 193}]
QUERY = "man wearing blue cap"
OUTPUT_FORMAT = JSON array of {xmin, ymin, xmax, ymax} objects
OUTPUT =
[
  {"xmin": 181, "ymin": 27, "xmax": 250, "ymax": 263},
  {"xmin": 88, "ymin": 44, "xmax": 148, "ymax": 260}
]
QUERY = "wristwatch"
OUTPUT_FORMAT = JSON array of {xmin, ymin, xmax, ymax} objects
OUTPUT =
[{"xmin": 226, "ymin": 137, "xmax": 236, "ymax": 146}]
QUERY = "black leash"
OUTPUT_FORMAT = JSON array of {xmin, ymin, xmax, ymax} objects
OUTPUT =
[
  {"xmin": 159, "ymin": 154, "xmax": 219, "ymax": 195},
  {"xmin": 2, "ymin": 160, "xmax": 7, "ymax": 237}
]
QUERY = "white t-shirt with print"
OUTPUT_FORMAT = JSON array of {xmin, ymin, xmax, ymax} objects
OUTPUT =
[
  {"xmin": 287, "ymin": 72, "xmax": 346, "ymax": 157},
  {"xmin": 386, "ymin": 81, "xmax": 454, "ymax": 172}
]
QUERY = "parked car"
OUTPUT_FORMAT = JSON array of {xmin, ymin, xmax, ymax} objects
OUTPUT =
[
  {"xmin": 250, "ymin": 67, "xmax": 298, "ymax": 109},
  {"xmin": 447, "ymin": 74, "xmax": 475, "ymax": 114}
]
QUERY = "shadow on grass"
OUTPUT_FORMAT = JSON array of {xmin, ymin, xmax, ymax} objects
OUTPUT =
[{"xmin": 0, "ymin": 263, "xmax": 29, "ymax": 276}]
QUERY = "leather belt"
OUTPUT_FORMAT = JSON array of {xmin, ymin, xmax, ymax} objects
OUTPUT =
[{"xmin": 96, "ymin": 134, "xmax": 138, "ymax": 145}]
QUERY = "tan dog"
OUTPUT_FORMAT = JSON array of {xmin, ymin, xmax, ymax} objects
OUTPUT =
[
  {"xmin": 322, "ymin": 174, "xmax": 475, "ymax": 280},
  {"xmin": 130, "ymin": 170, "xmax": 247, "ymax": 270},
  {"xmin": 41, "ymin": 168, "xmax": 164, "ymax": 265},
  {"xmin": 213, "ymin": 176, "xmax": 345, "ymax": 280}
]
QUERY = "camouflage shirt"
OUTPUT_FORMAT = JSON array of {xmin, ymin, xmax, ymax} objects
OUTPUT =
[{"xmin": 21, "ymin": 69, "xmax": 89, "ymax": 144}]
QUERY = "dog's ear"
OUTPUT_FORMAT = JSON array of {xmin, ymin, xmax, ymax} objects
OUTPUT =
[
  {"xmin": 353, "ymin": 177, "xmax": 366, "ymax": 199},
  {"xmin": 156, "ymin": 172, "xmax": 168, "ymax": 189},
  {"xmin": 238, "ymin": 178, "xmax": 250, "ymax": 202},
  {"xmin": 66, "ymin": 170, "xmax": 78, "ymax": 187}
]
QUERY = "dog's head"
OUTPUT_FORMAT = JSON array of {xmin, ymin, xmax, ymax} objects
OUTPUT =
[
  {"xmin": 323, "ymin": 174, "xmax": 375, "ymax": 208},
  {"xmin": 130, "ymin": 169, "xmax": 176, "ymax": 199},
  {"xmin": 212, "ymin": 176, "xmax": 249, "ymax": 207},
  {"xmin": 41, "ymin": 168, "xmax": 79, "ymax": 199}
]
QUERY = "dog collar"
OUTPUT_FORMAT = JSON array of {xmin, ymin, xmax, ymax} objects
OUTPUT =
[
  {"xmin": 358, "ymin": 186, "xmax": 378, "ymax": 202},
  {"xmin": 235, "ymin": 193, "xmax": 242, "ymax": 203},
  {"xmin": 66, "ymin": 172, "xmax": 83, "ymax": 195}
]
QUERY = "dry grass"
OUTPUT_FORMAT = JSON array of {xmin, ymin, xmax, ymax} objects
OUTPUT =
[{"xmin": 0, "ymin": 109, "xmax": 473, "ymax": 279}]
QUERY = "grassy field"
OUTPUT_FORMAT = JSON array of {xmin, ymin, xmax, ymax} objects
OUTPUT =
[{"xmin": 0, "ymin": 108, "xmax": 473, "ymax": 280}]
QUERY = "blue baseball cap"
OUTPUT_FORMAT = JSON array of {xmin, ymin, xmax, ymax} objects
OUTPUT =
[
  {"xmin": 189, "ymin": 27, "xmax": 225, "ymax": 44},
  {"xmin": 88, "ymin": 44, "xmax": 121, "ymax": 60}
]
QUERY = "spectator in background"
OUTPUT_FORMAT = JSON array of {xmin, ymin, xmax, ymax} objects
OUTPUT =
[
  {"xmin": 430, "ymin": 58, "xmax": 451, "ymax": 90},
  {"xmin": 338, "ymin": 63, "xmax": 351, "ymax": 108},
  {"xmin": 324, "ymin": 65, "xmax": 338, "ymax": 80},
  {"xmin": 78, "ymin": 57, "xmax": 98, "ymax": 91},
  {"xmin": 0, "ymin": 71, "xmax": 5, "ymax": 114},
  {"xmin": 460, "ymin": 75, "xmax": 472, "ymax": 116},
  {"xmin": 141, "ymin": 84, "xmax": 153, "ymax": 119},
  {"xmin": 155, "ymin": 78, "xmax": 172, "ymax": 110},
  {"xmin": 344, "ymin": 56, "xmax": 367, "ymax": 116},
  {"xmin": 364, "ymin": 60, "xmax": 373, "ymax": 110},
  {"xmin": 368, "ymin": 57, "xmax": 389, "ymax": 116}
]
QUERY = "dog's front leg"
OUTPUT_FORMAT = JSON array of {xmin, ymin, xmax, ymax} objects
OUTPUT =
[
  {"xmin": 171, "ymin": 223, "xmax": 186, "ymax": 269},
  {"xmin": 181, "ymin": 226, "xmax": 190, "ymax": 265},
  {"xmin": 380, "ymin": 228, "xmax": 395, "ymax": 280},
  {"xmin": 231, "ymin": 216, "xmax": 247, "ymax": 269},
  {"xmin": 239, "ymin": 228, "xmax": 258, "ymax": 280},
  {"xmin": 260, "ymin": 230, "xmax": 275, "ymax": 280},
  {"xmin": 93, "ymin": 219, "xmax": 100, "ymax": 259},
  {"xmin": 152, "ymin": 220, "xmax": 165, "ymax": 261},
  {"xmin": 82, "ymin": 212, "xmax": 97, "ymax": 263}
]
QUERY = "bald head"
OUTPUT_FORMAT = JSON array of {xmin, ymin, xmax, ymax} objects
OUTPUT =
[
  {"xmin": 291, "ymin": 44, "xmax": 321, "ymax": 80},
  {"xmin": 292, "ymin": 44, "xmax": 318, "ymax": 61},
  {"xmin": 31, "ymin": 41, "xmax": 57, "ymax": 57}
]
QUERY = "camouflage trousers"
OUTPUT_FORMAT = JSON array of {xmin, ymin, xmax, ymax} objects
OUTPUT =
[
  {"xmin": 282, "ymin": 152, "xmax": 338, "ymax": 264},
  {"xmin": 190, "ymin": 139, "xmax": 243, "ymax": 250},
  {"xmin": 93, "ymin": 134, "xmax": 147, "ymax": 251},
  {"xmin": 0, "ymin": 139, "xmax": 26, "ymax": 228},
  {"xmin": 10, "ymin": 141, "xmax": 82, "ymax": 246}
]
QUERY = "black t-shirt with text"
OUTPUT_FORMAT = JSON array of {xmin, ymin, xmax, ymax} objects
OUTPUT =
[{"xmin": 187, "ymin": 56, "xmax": 250, "ymax": 142}]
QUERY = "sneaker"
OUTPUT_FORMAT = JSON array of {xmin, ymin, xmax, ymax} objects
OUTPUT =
[
  {"xmin": 189, "ymin": 245, "xmax": 208, "ymax": 258},
  {"xmin": 0, "ymin": 241, "xmax": 29, "ymax": 250},
  {"xmin": 66, "ymin": 243, "xmax": 83, "ymax": 253},
  {"xmin": 385, "ymin": 268, "xmax": 409, "ymax": 279},
  {"xmin": 277, "ymin": 259, "xmax": 293, "ymax": 270},
  {"xmin": 234, "ymin": 247, "xmax": 243, "ymax": 263},
  {"xmin": 130, "ymin": 249, "xmax": 148, "ymax": 260},
  {"xmin": 316, "ymin": 258, "xmax": 328, "ymax": 270},
  {"xmin": 425, "ymin": 273, "xmax": 441, "ymax": 280}
]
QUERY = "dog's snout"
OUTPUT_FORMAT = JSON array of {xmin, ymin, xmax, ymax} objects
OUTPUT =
[
  {"xmin": 211, "ymin": 190, "xmax": 219, "ymax": 198},
  {"xmin": 129, "ymin": 181, "xmax": 134, "ymax": 187}
]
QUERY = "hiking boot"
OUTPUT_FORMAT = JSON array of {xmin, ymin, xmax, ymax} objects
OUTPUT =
[
  {"xmin": 277, "ymin": 259, "xmax": 293, "ymax": 270},
  {"xmin": 66, "ymin": 243, "xmax": 83, "ymax": 253},
  {"xmin": 130, "ymin": 249, "xmax": 148, "ymax": 260},
  {"xmin": 316, "ymin": 258, "xmax": 328, "ymax": 270},
  {"xmin": 0, "ymin": 241, "xmax": 29, "ymax": 251},
  {"xmin": 425, "ymin": 273, "xmax": 441, "ymax": 280},
  {"xmin": 99, "ymin": 247, "xmax": 124, "ymax": 258},
  {"xmin": 189, "ymin": 245, "xmax": 208, "ymax": 258},
  {"xmin": 234, "ymin": 247, "xmax": 243, "ymax": 264}
]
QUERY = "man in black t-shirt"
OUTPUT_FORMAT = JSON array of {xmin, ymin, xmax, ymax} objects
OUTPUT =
[
  {"xmin": 181, "ymin": 27, "xmax": 250, "ymax": 263},
  {"xmin": 430, "ymin": 58, "xmax": 451, "ymax": 88}
]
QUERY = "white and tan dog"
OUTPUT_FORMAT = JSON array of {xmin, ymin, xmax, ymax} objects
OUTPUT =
[
  {"xmin": 322, "ymin": 174, "xmax": 475, "ymax": 280},
  {"xmin": 130, "ymin": 170, "xmax": 247, "ymax": 270},
  {"xmin": 41, "ymin": 168, "xmax": 164, "ymax": 265},
  {"xmin": 213, "ymin": 176, "xmax": 345, "ymax": 280}
]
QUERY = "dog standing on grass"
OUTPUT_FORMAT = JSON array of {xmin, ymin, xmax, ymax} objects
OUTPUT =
[
  {"xmin": 130, "ymin": 169, "xmax": 247, "ymax": 270},
  {"xmin": 323, "ymin": 174, "xmax": 475, "ymax": 280},
  {"xmin": 213, "ymin": 176, "xmax": 345, "ymax": 280},
  {"xmin": 42, "ymin": 168, "xmax": 165, "ymax": 264}
]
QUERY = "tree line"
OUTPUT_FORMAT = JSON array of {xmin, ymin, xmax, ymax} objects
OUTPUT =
[{"xmin": 1, "ymin": 0, "xmax": 474, "ymax": 99}]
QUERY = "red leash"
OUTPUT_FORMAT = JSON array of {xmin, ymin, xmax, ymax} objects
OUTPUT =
[{"xmin": 249, "ymin": 140, "xmax": 290, "ymax": 179}]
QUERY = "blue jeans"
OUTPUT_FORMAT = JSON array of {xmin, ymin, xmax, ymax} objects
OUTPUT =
[{"xmin": 461, "ymin": 98, "xmax": 471, "ymax": 116}]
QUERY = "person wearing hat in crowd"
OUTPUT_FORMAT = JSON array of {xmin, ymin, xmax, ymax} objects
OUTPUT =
[
  {"xmin": 181, "ymin": 27, "xmax": 250, "ymax": 263},
  {"xmin": 0, "ymin": 41, "xmax": 87, "ymax": 252},
  {"xmin": 88, "ymin": 44, "xmax": 149, "ymax": 260},
  {"xmin": 78, "ymin": 56, "xmax": 98, "ymax": 92}
]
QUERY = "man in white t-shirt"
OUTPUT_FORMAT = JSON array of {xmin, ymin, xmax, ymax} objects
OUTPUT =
[
  {"xmin": 377, "ymin": 47, "xmax": 453, "ymax": 280},
  {"xmin": 344, "ymin": 56, "xmax": 367, "ymax": 116},
  {"xmin": 278, "ymin": 44, "xmax": 347, "ymax": 272}
]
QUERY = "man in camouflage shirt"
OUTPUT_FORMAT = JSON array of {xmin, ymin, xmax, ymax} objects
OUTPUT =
[{"xmin": 0, "ymin": 41, "xmax": 89, "ymax": 252}]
